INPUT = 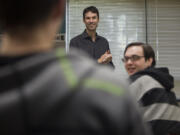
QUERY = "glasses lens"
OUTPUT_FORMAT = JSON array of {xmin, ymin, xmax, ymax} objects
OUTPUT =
[
  {"xmin": 132, "ymin": 55, "xmax": 140, "ymax": 61},
  {"xmin": 122, "ymin": 56, "xmax": 130, "ymax": 62},
  {"xmin": 123, "ymin": 55, "xmax": 144, "ymax": 62}
]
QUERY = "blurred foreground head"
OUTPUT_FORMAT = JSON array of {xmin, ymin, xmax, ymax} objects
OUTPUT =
[
  {"xmin": 0, "ymin": 1, "xmax": 152, "ymax": 135},
  {"xmin": 0, "ymin": 0, "xmax": 65, "ymax": 34}
]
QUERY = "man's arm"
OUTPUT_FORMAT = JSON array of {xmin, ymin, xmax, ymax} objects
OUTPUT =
[
  {"xmin": 143, "ymin": 92, "xmax": 180, "ymax": 135},
  {"xmin": 130, "ymin": 75, "xmax": 180, "ymax": 135},
  {"xmin": 97, "ymin": 50, "xmax": 112, "ymax": 64},
  {"xmin": 98, "ymin": 50, "xmax": 115, "ymax": 68},
  {"xmin": 69, "ymin": 39, "xmax": 78, "ymax": 49},
  {"xmin": 102, "ymin": 38, "xmax": 115, "ymax": 68}
]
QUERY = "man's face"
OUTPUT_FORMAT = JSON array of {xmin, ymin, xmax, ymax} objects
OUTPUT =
[
  {"xmin": 123, "ymin": 46, "xmax": 152, "ymax": 76},
  {"xmin": 83, "ymin": 11, "xmax": 99, "ymax": 31}
]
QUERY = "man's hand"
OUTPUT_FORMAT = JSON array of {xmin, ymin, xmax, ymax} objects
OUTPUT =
[{"xmin": 98, "ymin": 50, "xmax": 112, "ymax": 64}]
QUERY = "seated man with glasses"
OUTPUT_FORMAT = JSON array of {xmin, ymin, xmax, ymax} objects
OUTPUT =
[{"xmin": 122, "ymin": 42, "xmax": 180, "ymax": 135}]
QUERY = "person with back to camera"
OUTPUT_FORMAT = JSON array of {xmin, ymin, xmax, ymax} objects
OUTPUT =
[
  {"xmin": 70, "ymin": 6, "xmax": 114, "ymax": 68},
  {"xmin": 0, "ymin": 0, "xmax": 152, "ymax": 134},
  {"xmin": 122, "ymin": 42, "xmax": 180, "ymax": 135}
]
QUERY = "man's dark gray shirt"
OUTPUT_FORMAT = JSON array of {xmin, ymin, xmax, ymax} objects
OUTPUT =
[{"xmin": 70, "ymin": 30, "xmax": 114, "ymax": 68}]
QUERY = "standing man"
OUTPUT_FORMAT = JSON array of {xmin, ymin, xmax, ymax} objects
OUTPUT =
[
  {"xmin": 122, "ymin": 42, "xmax": 180, "ymax": 135},
  {"xmin": 0, "ymin": 0, "xmax": 151, "ymax": 135},
  {"xmin": 70, "ymin": 6, "xmax": 114, "ymax": 68}
]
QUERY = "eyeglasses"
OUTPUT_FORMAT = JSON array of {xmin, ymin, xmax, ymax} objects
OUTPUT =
[{"xmin": 122, "ymin": 55, "xmax": 144, "ymax": 63}]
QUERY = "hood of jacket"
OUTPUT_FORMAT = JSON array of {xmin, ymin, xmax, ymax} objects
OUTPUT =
[{"xmin": 130, "ymin": 67, "xmax": 174, "ymax": 91}]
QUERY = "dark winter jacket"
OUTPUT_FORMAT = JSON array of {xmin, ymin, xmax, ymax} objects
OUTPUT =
[
  {"xmin": 129, "ymin": 67, "xmax": 180, "ymax": 135},
  {"xmin": 0, "ymin": 48, "xmax": 151, "ymax": 135}
]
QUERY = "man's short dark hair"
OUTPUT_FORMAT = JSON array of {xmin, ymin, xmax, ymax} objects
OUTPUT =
[
  {"xmin": 0, "ymin": 0, "xmax": 61, "ymax": 33},
  {"xmin": 124, "ymin": 42, "xmax": 156, "ymax": 67},
  {"xmin": 83, "ymin": 6, "xmax": 99, "ymax": 19}
]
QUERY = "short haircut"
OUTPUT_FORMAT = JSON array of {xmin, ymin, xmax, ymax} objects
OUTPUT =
[
  {"xmin": 83, "ymin": 6, "xmax": 99, "ymax": 19},
  {"xmin": 0, "ymin": 0, "xmax": 61, "ymax": 33},
  {"xmin": 124, "ymin": 42, "xmax": 156, "ymax": 67}
]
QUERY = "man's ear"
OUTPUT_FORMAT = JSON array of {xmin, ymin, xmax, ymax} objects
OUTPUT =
[
  {"xmin": 147, "ymin": 57, "xmax": 153, "ymax": 67},
  {"xmin": 83, "ymin": 18, "xmax": 85, "ymax": 23},
  {"xmin": 52, "ymin": 0, "xmax": 65, "ymax": 19}
]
